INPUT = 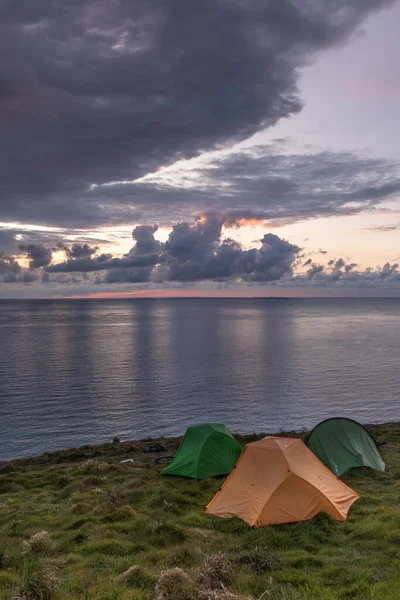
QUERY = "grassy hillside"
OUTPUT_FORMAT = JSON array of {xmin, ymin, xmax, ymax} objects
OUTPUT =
[{"xmin": 0, "ymin": 424, "xmax": 399, "ymax": 600}]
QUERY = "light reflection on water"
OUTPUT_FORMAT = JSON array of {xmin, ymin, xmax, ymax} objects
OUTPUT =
[{"xmin": 0, "ymin": 298, "xmax": 399, "ymax": 460}]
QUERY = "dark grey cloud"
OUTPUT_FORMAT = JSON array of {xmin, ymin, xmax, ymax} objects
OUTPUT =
[
  {"xmin": 161, "ymin": 219, "xmax": 299, "ymax": 282},
  {"xmin": 18, "ymin": 243, "xmax": 52, "ymax": 269},
  {"xmin": 293, "ymin": 259, "xmax": 400, "ymax": 288},
  {"xmin": 0, "ymin": 230, "xmax": 19, "ymax": 255},
  {"xmin": 101, "ymin": 268, "xmax": 151, "ymax": 284},
  {"xmin": 0, "ymin": 250, "xmax": 38, "ymax": 283},
  {"xmin": 0, "ymin": 0, "xmax": 395, "ymax": 228},
  {"xmin": 0, "ymin": 250, "xmax": 20, "ymax": 275},
  {"xmin": 1, "ymin": 217, "xmax": 400, "ymax": 292},
  {"xmin": 47, "ymin": 224, "xmax": 163, "ymax": 273},
  {"xmin": 335, "ymin": 258, "xmax": 346, "ymax": 269},
  {"xmin": 44, "ymin": 216, "xmax": 300, "ymax": 283},
  {"xmin": 64, "ymin": 243, "xmax": 99, "ymax": 259},
  {"xmin": 46, "ymin": 252, "xmax": 158, "ymax": 274},
  {"xmin": 164, "ymin": 217, "xmax": 223, "ymax": 262},
  {"xmin": 177, "ymin": 148, "xmax": 400, "ymax": 223},
  {"xmin": 130, "ymin": 225, "xmax": 161, "ymax": 255},
  {"xmin": 0, "ymin": 228, "xmax": 68, "ymax": 255},
  {"xmin": 3, "ymin": 214, "xmax": 400, "ymax": 292},
  {"xmin": 0, "ymin": 227, "xmax": 115, "ymax": 258},
  {"xmin": 86, "ymin": 146, "xmax": 400, "ymax": 228},
  {"xmin": 305, "ymin": 263, "xmax": 325, "ymax": 279},
  {"xmin": 362, "ymin": 224, "xmax": 400, "ymax": 231}
]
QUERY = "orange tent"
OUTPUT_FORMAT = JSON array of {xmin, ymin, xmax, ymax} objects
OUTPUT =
[{"xmin": 205, "ymin": 437, "xmax": 359, "ymax": 526}]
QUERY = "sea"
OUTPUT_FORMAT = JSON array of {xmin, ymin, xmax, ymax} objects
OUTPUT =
[{"xmin": 0, "ymin": 298, "xmax": 399, "ymax": 461}]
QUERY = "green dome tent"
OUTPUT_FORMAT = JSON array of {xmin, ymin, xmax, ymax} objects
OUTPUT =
[
  {"xmin": 307, "ymin": 417, "xmax": 385, "ymax": 477},
  {"xmin": 161, "ymin": 423, "xmax": 243, "ymax": 479}
]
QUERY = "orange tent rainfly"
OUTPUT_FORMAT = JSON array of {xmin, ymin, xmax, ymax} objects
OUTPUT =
[{"xmin": 205, "ymin": 437, "xmax": 359, "ymax": 526}]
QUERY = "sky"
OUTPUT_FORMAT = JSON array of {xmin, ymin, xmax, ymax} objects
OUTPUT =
[{"xmin": 1, "ymin": 0, "xmax": 400, "ymax": 298}]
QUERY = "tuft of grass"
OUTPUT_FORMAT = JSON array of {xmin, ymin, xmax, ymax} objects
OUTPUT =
[
  {"xmin": 155, "ymin": 567, "xmax": 199, "ymax": 600},
  {"xmin": 14, "ymin": 560, "xmax": 60, "ymax": 600},
  {"xmin": 115, "ymin": 564, "xmax": 156, "ymax": 590},
  {"xmin": 80, "ymin": 459, "xmax": 109, "ymax": 474},
  {"xmin": 105, "ymin": 487, "xmax": 123, "ymax": 508},
  {"xmin": 237, "ymin": 546, "xmax": 282, "ymax": 574},
  {"xmin": 22, "ymin": 532, "xmax": 54, "ymax": 556},
  {"xmin": 200, "ymin": 554, "xmax": 235, "ymax": 590}
]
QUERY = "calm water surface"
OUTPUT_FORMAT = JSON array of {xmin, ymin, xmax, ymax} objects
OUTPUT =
[{"xmin": 0, "ymin": 298, "xmax": 399, "ymax": 460}]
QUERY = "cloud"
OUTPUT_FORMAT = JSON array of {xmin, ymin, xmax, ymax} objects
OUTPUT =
[
  {"xmin": 0, "ymin": 250, "xmax": 20, "ymax": 275},
  {"xmin": 18, "ymin": 243, "xmax": 52, "ymax": 269},
  {"xmin": 46, "ymin": 252, "xmax": 158, "ymax": 274},
  {"xmin": 64, "ymin": 243, "xmax": 99, "ymax": 259},
  {"xmin": 101, "ymin": 268, "xmax": 152, "ymax": 284},
  {"xmin": 163, "ymin": 220, "xmax": 300, "ymax": 282},
  {"xmin": 0, "ymin": 227, "xmax": 69, "ymax": 255},
  {"xmin": 0, "ymin": 0, "xmax": 395, "ymax": 228},
  {"xmin": 45, "ymin": 216, "xmax": 300, "ymax": 283},
  {"xmin": 0, "ymin": 230, "xmax": 19, "ymax": 254},
  {"xmin": 41, "ymin": 272, "xmax": 85, "ymax": 286},
  {"xmin": 0, "ymin": 250, "xmax": 38, "ymax": 283},
  {"xmin": 88, "ymin": 146, "xmax": 400, "ymax": 228},
  {"xmin": 130, "ymin": 225, "xmax": 161, "ymax": 255},
  {"xmin": 362, "ymin": 224, "xmax": 400, "ymax": 231},
  {"xmin": 290, "ymin": 258, "xmax": 399, "ymax": 288},
  {"xmin": 47, "ymin": 225, "xmax": 163, "ymax": 273},
  {"xmin": 1, "ymin": 217, "xmax": 400, "ymax": 293},
  {"xmin": 335, "ymin": 258, "xmax": 346, "ymax": 269},
  {"xmin": 0, "ymin": 226, "xmax": 116, "ymax": 259}
]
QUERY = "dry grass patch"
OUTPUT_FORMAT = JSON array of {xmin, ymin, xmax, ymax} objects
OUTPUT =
[
  {"xmin": 22, "ymin": 532, "xmax": 53, "ymax": 556},
  {"xmin": 200, "ymin": 554, "xmax": 235, "ymax": 590},
  {"xmin": 13, "ymin": 561, "xmax": 60, "ymax": 600},
  {"xmin": 237, "ymin": 546, "xmax": 282, "ymax": 574},
  {"xmin": 115, "ymin": 564, "xmax": 155, "ymax": 590},
  {"xmin": 156, "ymin": 567, "xmax": 200, "ymax": 600}
]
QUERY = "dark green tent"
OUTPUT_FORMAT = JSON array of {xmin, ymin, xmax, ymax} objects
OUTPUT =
[
  {"xmin": 161, "ymin": 423, "xmax": 243, "ymax": 479},
  {"xmin": 307, "ymin": 418, "xmax": 385, "ymax": 477}
]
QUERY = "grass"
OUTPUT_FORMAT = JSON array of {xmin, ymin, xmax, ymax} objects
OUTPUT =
[{"xmin": 0, "ymin": 424, "xmax": 399, "ymax": 599}]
